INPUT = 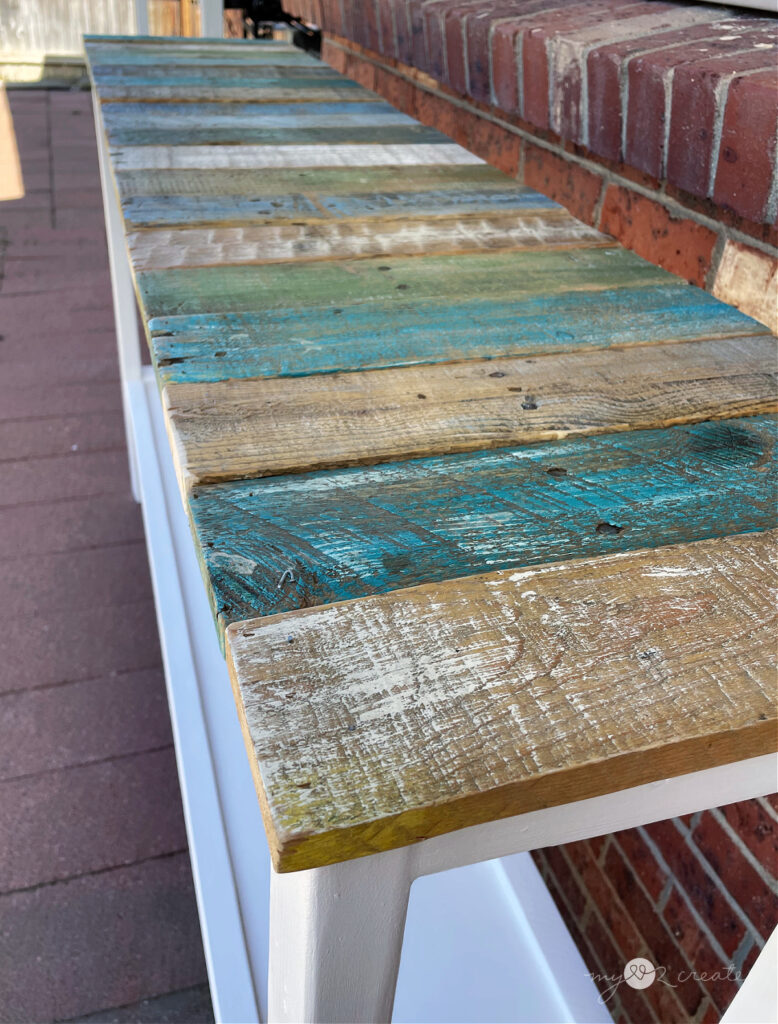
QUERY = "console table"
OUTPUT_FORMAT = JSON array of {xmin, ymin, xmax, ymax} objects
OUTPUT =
[{"xmin": 86, "ymin": 34, "xmax": 777, "ymax": 1024}]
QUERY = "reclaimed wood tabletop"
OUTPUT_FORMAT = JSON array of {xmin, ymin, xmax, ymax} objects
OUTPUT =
[{"xmin": 85, "ymin": 35, "xmax": 777, "ymax": 873}]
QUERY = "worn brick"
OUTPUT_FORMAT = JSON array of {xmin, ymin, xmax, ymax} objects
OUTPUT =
[
  {"xmin": 719, "ymin": 799, "xmax": 778, "ymax": 873},
  {"xmin": 692, "ymin": 812, "xmax": 778, "ymax": 941},
  {"xmin": 465, "ymin": 116, "xmax": 521, "ymax": 176},
  {"xmin": 604, "ymin": 841, "xmax": 705, "ymax": 1018},
  {"xmin": 464, "ymin": 2, "xmax": 538, "ymax": 105},
  {"xmin": 598, "ymin": 185, "xmax": 717, "ymax": 286},
  {"xmin": 0, "ymin": 854, "xmax": 206, "ymax": 1022},
  {"xmin": 0, "ymin": 668, "xmax": 171, "ymax": 780},
  {"xmin": 712, "ymin": 239, "xmax": 778, "ymax": 333},
  {"xmin": 444, "ymin": 3, "xmax": 479, "ymax": 94},
  {"xmin": 644, "ymin": 819, "xmax": 746, "ymax": 957},
  {"xmin": 714, "ymin": 69, "xmax": 778, "ymax": 223},
  {"xmin": 617, "ymin": 828, "xmax": 669, "ymax": 901},
  {"xmin": 0, "ymin": 749, "xmax": 186, "ymax": 891},
  {"xmin": 541, "ymin": 844, "xmax": 587, "ymax": 916},
  {"xmin": 565, "ymin": 838, "xmax": 645, "ymax": 958},
  {"xmin": 584, "ymin": 913, "xmax": 658, "ymax": 1022},
  {"xmin": 662, "ymin": 885, "xmax": 739, "ymax": 1013},
  {"xmin": 523, "ymin": 142, "xmax": 603, "ymax": 224}
]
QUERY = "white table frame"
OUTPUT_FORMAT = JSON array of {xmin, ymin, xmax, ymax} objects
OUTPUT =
[{"xmin": 94, "ymin": 94, "xmax": 778, "ymax": 1024}]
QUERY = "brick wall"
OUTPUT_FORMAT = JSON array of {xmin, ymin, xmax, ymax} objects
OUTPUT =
[
  {"xmin": 296, "ymin": 0, "xmax": 778, "ymax": 332},
  {"xmin": 533, "ymin": 796, "xmax": 778, "ymax": 1022}
]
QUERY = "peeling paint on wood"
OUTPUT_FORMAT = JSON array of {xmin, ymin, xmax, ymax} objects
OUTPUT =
[{"xmin": 225, "ymin": 528, "xmax": 778, "ymax": 870}]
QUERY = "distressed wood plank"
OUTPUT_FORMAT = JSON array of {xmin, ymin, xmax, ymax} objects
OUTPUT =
[
  {"xmin": 114, "ymin": 164, "xmax": 511, "ymax": 198},
  {"xmin": 225, "ymin": 528, "xmax": 778, "ymax": 870},
  {"xmin": 186, "ymin": 416, "xmax": 778, "ymax": 630},
  {"xmin": 110, "ymin": 143, "xmax": 484, "ymax": 171},
  {"xmin": 102, "ymin": 101, "xmax": 445, "ymax": 146},
  {"xmin": 128, "ymin": 211, "xmax": 607, "ymax": 271},
  {"xmin": 85, "ymin": 40, "xmax": 317, "ymax": 68},
  {"xmin": 150, "ymin": 284, "xmax": 767, "ymax": 385},
  {"xmin": 164, "ymin": 336, "xmax": 778, "ymax": 485},
  {"xmin": 121, "ymin": 187, "xmax": 558, "ymax": 228},
  {"xmin": 137, "ymin": 247, "xmax": 669, "ymax": 318}
]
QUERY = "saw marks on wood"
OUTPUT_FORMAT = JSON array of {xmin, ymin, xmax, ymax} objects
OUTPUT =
[
  {"xmin": 164, "ymin": 336, "xmax": 777, "ymax": 485},
  {"xmin": 187, "ymin": 416, "xmax": 778, "ymax": 631},
  {"xmin": 225, "ymin": 528, "xmax": 778, "ymax": 870}
]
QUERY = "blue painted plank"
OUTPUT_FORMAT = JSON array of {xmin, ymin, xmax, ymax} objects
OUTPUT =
[
  {"xmin": 187, "ymin": 416, "xmax": 778, "ymax": 632},
  {"xmin": 121, "ymin": 187, "xmax": 559, "ymax": 227},
  {"xmin": 102, "ymin": 100, "xmax": 448, "ymax": 146},
  {"xmin": 149, "ymin": 283, "xmax": 767, "ymax": 384}
]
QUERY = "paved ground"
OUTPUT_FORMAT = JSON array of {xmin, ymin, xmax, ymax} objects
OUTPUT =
[{"xmin": 0, "ymin": 87, "xmax": 213, "ymax": 1024}]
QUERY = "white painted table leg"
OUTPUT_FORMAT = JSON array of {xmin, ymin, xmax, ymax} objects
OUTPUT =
[
  {"xmin": 268, "ymin": 847, "xmax": 415, "ymax": 1024},
  {"xmin": 93, "ymin": 91, "xmax": 143, "ymax": 502}
]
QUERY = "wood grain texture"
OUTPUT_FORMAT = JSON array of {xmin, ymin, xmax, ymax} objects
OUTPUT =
[
  {"xmin": 164, "ymin": 336, "xmax": 777, "ymax": 485},
  {"xmin": 149, "ymin": 284, "xmax": 768, "ymax": 385},
  {"xmin": 187, "ymin": 416, "xmax": 778, "ymax": 631},
  {"xmin": 121, "ymin": 187, "xmax": 558, "ymax": 228},
  {"xmin": 136, "ymin": 247, "xmax": 669, "ymax": 318},
  {"xmin": 128, "ymin": 211, "xmax": 607, "ymax": 270},
  {"xmin": 102, "ymin": 101, "xmax": 445, "ymax": 147},
  {"xmin": 224, "ymin": 528, "xmax": 778, "ymax": 870},
  {"xmin": 111, "ymin": 142, "xmax": 485, "ymax": 171},
  {"xmin": 85, "ymin": 40, "xmax": 316, "ymax": 68},
  {"xmin": 114, "ymin": 164, "xmax": 511, "ymax": 198}
]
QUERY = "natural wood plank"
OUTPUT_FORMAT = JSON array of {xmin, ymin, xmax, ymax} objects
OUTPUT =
[
  {"xmin": 121, "ymin": 187, "xmax": 557, "ymax": 228},
  {"xmin": 114, "ymin": 163, "xmax": 511, "ymax": 198},
  {"xmin": 165, "ymin": 336, "xmax": 777, "ymax": 485},
  {"xmin": 128, "ymin": 211, "xmax": 607, "ymax": 270},
  {"xmin": 111, "ymin": 143, "xmax": 484, "ymax": 171},
  {"xmin": 187, "ymin": 416, "xmax": 778, "ymax": 630},
  {"xmin": 150, "ymin": 283, "xmax": 767, "ymax": 385},
  {"xmin": 137, "ymin": 247, "xmax": 669, "ymax": 318},
  {"xmin": 225, "ymin": 528, "xmax": 778, "ymax": 870}
]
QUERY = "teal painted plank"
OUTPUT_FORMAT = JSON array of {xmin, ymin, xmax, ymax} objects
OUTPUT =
[
  {"xmin": 188, "ymin": 416, "xmax": 778, "ymax": 631},
  {"xmin": 148, "ymin": 283, "xmax": 768, "ymax": 384},
  {"xmin": 92, "ymin": 67, "xmax": 363, "ymax": 88},
  {"xmin": 121, "ymin": 187, "xmax": 558, "ymax": 227},
  {"xmin": 86, "ymin": 41, "xmax": 319, "ymax": 69},
  {"xmin": 137, "ymin": 247, "xmax": 673, "ymax": 318},
  {"xmin": 101, "ymin": 101, "xmax": 447, "ymax": 146}
]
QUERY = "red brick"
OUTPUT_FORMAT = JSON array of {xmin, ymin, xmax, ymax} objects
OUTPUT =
[
  {"xmin": 463, "ymin": 2, "xmax": 536, "ymax": 104},
  {"xmin": 414, "ymin": 87, "xmax": 462, "ymax": 140},
  {"xmin": 542, "ymin": 844, "xmax": 587, "ymax": 916},
  {"xmin": 720, "ymin": 798, "xmax": 778, "ymax": 872},
  {"xmin": 589, "ymin": 834, "xmax": 607, "ymax": 857},
  {"xmin": 714, "ymin": 69, "xmax": 778, "ymax": 223},
  {"xmin": 465, "ymin": 117, "xmax": 521, "ymax": 176},
  {"xmin": 644, "ymin": 819, "xmax": 746, "ymax": 957},
  {"xmin": 0, "ymin": 668, "xmax": 171, "ymax": 780},
  {"xmin": 524, "ymin": 143, "xmax": 604, "ymax": 224},
  {"xmin": 700, "ymin": 999, "xmax": 720, "ymax": 1023},
  {"xmin": 604, "ymin": 842, "xmax": 705, "ymax": 1018},
  {"xmin": 0, "ymin": 854, "xmax": 206, "ymax": 1022},
  {"xmin": 322, "ymin": 37, "xmax": 347, "ymax": 73},
  {"xmin": 377, "ymin": 0, "xmax": 399, "ymax": 61},
  {"xmin": 444, "ymin": 3, "xmax": 480, "ymax": 94},
  {"xmin": 766, "ymin": 794, "xmax": 778, "ymax": 814},
  {"xmin": 662, "ymin": 886, "xmax": 739, "ymax": 1013},
  {"xmin": 692, "ymin": 812, "xmax": 778, "ymax": 940},
  {"xmin": 587, "ymin": 18, "xmax": 740, "ymax": 163},
  {"xmin": 598, "ymin": 185, "xmax": 717, "ymax": 286},
  {"xmin": 584, "ymin": 914, "xmax": 658, "ymax": 1022},
  {"xmin": 616, "ymin": 829, "xmax": 669, "ymax": 901},
  {"xmin": 740, "ymin": 939, "xmax": 761, "ymax": 981},
  {"xmin": 565, "ymin": 838, "xmax": 645, "ymax": 958},
  {"xmin": 490, "ymin": 19, "xmax": 524, "ymax": 113},
  {"xmin": 667, "ymin": 44, "xmax": 777, "ymax": 201}
]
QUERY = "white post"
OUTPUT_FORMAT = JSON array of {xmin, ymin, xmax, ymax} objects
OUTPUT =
[
  {"xmin": 92, "ymin": 91, "xmax": 143, "ymax": 502},
  {"xmin": 268, "ymin": 847, "xmax": 415, "ymax": 1024}
]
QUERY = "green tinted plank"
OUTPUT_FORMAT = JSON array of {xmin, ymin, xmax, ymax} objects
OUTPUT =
[
  {"xmin": 186, "ymin": 416, "xmax": 778, "ymax": 634},
  {"xmin": 85, "ymin": 39, "xmax": 318, "ymax": 68},
  {"xmin": 121, "ymin": 187, "xmax": 558, "ymax": 227},
  {"xmin": 137, "ymin": 247, "xmax": 672, "ymax": 318},
  {"xmin": 149, "ymin": 283, "xmax": 769, "ymax": 385},
  {"xmin": 101, "ymin": 100, "xmax": 445, "ymax": 146},
  {"xmin": 114, "ymin": 163, "xmax": 512, "ymax": 198}
]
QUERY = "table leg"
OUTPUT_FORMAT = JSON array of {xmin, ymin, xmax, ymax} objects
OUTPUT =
[
  {"xmin": 268, "ymin": 846, "xmax": 415, "ymax": 1024},
  {"xmin": 93, "ymin": 91, "xmax": 143, "ymax": 502}
]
